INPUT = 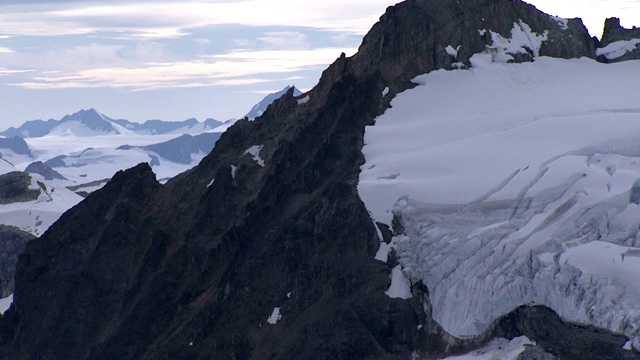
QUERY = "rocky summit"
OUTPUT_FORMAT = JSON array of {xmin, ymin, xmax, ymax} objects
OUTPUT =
[{"xmin": 1, "ymin": 0, "xmax": 639, "ymax": 359}]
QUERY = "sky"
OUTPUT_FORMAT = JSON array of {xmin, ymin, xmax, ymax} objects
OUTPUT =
[{"xmin": 0, "ymin": 0, "xmax": 638, "ymax": 129}]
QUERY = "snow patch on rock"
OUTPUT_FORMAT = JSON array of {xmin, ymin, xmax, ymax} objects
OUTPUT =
[
  {"xmin": 552, "ymin": 16, "xmax": 569, "ymax": 30},
  {"xmin": 0, "ymin": 294, "xmax": 12, "ymax": 314},
  {"xmin": 386, "ymin": 265, "xmax": 412, "ymax": 299},
  {"xmin": 267, "ymin": 307, "xmax": 282, "ymax": 325},
  {"xmin": 488, "ymin": 20, "xmax": 548, "ymax": 62},
  {"xmin": 243, "ymin": 145, "xmax": 265, "ymax": 167},
  {"xmin": 297, "ymin": 95, "xmax": 310, "ymax": 105},
  {"xmin": 445, "ymin": 45, "xmax": 461, "ymax": 57}
]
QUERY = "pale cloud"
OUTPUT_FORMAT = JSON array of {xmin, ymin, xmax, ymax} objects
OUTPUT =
[
  {"xmin": 193, "ymin": 38, "xmax": 212, "ymax": 46},
  {"xmin": 10, "ymin": 47, "xmax": 354, "ymax": 91},
  {"xmin": 0, "ymin": 1, "xmax": 397, "ymax": 38},
  {"xmin": 257, "ymin": 32, "xmax": 309, "ymax": 50},
  {"xmin": 0, "ymin": 68, "xmax": 33, "ymax": 76}
]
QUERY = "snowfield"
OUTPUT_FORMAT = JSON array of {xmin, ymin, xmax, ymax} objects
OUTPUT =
[{"xmin": 359, "ymin": 54, "xmax": 640, "ymax": 349}]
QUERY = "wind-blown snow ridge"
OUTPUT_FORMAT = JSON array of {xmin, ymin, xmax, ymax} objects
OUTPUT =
[{"xmin": 359, "ymin": 55, "xmax": 640, "ymax": 348}]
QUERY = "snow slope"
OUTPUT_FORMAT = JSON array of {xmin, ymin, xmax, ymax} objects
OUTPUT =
[{"xmin": 359, "ymin": 55, "xmax": 640, "ymax": 348}]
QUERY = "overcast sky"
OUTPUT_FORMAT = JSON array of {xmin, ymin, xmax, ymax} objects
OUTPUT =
[{"xmin": 0, "ymin": 0, "xmax": 638, "ymax": 129}]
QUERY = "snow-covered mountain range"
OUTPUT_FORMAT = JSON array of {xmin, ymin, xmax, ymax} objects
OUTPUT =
[
  {"xmin": 1, "ymin": 108, "xmax": 225, "ymax": 138},
  {"xmin": 0, "ymin": 87, "xmax": 292, "ymax": 237}
]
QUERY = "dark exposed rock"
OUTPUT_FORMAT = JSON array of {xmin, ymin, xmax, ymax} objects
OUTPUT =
[
  {"xmin": 117, "ymin": 132, "xmax": 222, "ymax": 164},
  {"xmin": 0, "ymin": 120, "xmax": 58, "ymax": 139},
  {"xmin": 600, "ymin": 18, "xmax": 640, "ymax": 47},
  {"xmin": 349, "ymin": 0, "xmax": 594, "ymax": 94},
  {"xmin": 24, "ymin": 161, "xmax": 67, "ymax": 181},
  {"xmin": 0, "ymin": 1, "xmax": 628, "ymax": 359},
  {"xmin": 0, "ymin": 172, "xmax": 40, "ymax": 204},
  {"xmin": 494, "ymin": 305, "xmax": 639, "ymax": 360},
  {"xmin": 0, "ymin": 226, "xmax": 36, "ymax": 298},
  {"xmin": 516, "ymin": 344, "xmax": 559, "ymax": 360},
  {"xmin": 596, "ymin": 17, "xmax": 640, "ymax": 63}
]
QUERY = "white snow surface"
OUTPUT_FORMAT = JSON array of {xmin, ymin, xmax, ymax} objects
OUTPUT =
[
  {"xmin": 386, "ymin": 265, "xmax": 413, "ymax": 299},
  {"xmin": 445, "ymin": 45, "xmax": 460, "ymax": 58},
  {"xmin": 297, "ymin": 95, "xmax": 310, "ymax": 105},
  {"xmin": 596, "ymin": 39, "xmax": 640, "ymax": 60},
  {"xmin": 23, "ymin": 133, "xmax": 198, "ymax": 185},
  {"xmin": 0, "ymin": 294, "xmax": 13, "ymax": 314},
  {"xmin": 488, "ymin": 21, "xmax": 547, "ymax": 62},
  {"xmin": 243, "ymin": 145, "xmax": 265, "ymax": 167},
  {"xmin": 552, "ymin": 16, "xmax": 569, "ymax": 31},
  {"xmin": 267, "ymin": 307, "xmax": 282, "ymax": 325},
  {"xmin": 359, "ymin": 56, "xmax": 640, "ymax": 347},
  {"xmin": 439, "ymin": 336, "xmax": 532, "ymax": 360}
]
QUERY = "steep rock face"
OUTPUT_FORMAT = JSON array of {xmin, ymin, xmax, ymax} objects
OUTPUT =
[
  {"xmin": 348, "ymin": 0, "xmax": 593, "ymax": 94},
  {"xmin": 0, "ymin": 1, "xmax": 617, "ymax": 359},
  {"xmin": 4, "ymin": 164, "xmax": 166, "ymax": 359},
  {"xmin": 0, "ymin": 225, "xmax": 36, "ymax": 298}
]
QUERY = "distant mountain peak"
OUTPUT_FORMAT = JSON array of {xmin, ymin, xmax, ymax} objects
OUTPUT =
[{"xmin": 245, "ymin": 85, "xmax": 303, "ymax": 120}]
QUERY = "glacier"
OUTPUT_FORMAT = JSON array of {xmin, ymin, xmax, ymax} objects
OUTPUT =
[{"xmin": 359, "ymin": 54, "xmax": 640, "ymax": 349}]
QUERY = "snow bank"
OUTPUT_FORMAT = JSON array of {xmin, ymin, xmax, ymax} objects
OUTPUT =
[{"xmin": 359, "ymin": 56, "xmax": 640, "ymax": 347}]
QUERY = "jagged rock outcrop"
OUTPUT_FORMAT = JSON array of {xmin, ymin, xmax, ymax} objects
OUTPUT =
[
  {"xmin": 0, "ymin": 226, "xmax": 36, "ymax": 298},
  {"xmin": 596, "ymin": 17, "xmax": 640, "ymax": 63},
  {"xmin": 0, "ymin": 1, "xmax": 632, "ymax": 359},
  {"xmin": 0, "ymin": 172, "xmax": 41, "ymax": 204},
  {"xmin": 348, "ymin": 0, "xmax": 594, "ymax": 95}
]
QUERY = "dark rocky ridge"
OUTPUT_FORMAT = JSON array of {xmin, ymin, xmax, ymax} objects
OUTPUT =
[
  {"xmin": 0, "ymin": 226, "xmax": 36, "ymax": 298},
  {"xmin": 1, "ymin": 1, "xmax": 637, "ymax": 359}
]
